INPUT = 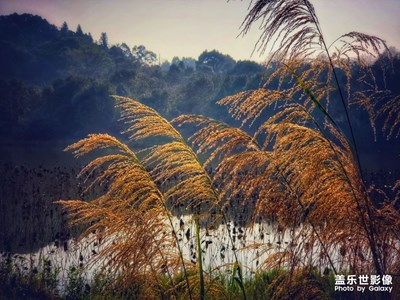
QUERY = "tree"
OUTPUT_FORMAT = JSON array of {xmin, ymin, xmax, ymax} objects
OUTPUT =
[
  {"xmin": 197, "ymin": 50, "xmax": 235, "ymax": 73},
  {"xmin": 231, "ymin": 60, "xmax": 262, "ymax": 75},
  {"xmin": 160, "ymin": 60, "xmax": 171, "ymax": 72},
  {"xmin": 166, "ymin": 63, "xmax": 182, "ymax": 82},
  {"xmin": 181, "ymin": 57, "xmax": 196, "ymax": 71},
  {"xmin": 171, "ymin": 56, "xmax": 196, "ymax": 72},
  {"xmin": 99, "ymin": 32, "xmax": 108, "ymax": 49},
  {"xmin": 60, "ymin": 21, "xmax": 69, "ymax": 34},
  {"xmin": 86, "ymin": 32, "xmax": 93, "ymax": 43},
  {"xmin": 132, "ymin": 45, "xmax": 157, "ymax": 65},
  {"xmin": 76, "ymin": 24, "xmax": 83, "ymax": 36},
  {"xmin": 67, "ymin": 44, "xmax": 114, "ymax": 78},
  {"xmin": 117, "ymin": 43, "xmax": 131, "ymax": 58}
]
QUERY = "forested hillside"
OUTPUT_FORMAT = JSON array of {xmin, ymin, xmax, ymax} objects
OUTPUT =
[
  {"xmin": 0, "ymin": 12, "xmax": 399, "ymax": 169},
  {"xmin": 0, "ymin": 13, "xmax": 264, "ymax": 143}
]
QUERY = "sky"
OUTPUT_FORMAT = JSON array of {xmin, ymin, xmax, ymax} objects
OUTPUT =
[{"xmin": 0, "ymin": 0, "xmax": 399, "ymax": 62}]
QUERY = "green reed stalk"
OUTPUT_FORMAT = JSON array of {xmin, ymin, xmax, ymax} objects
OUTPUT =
[
  {"xmin": 195, "ymin": 216, "xmax": 205, "ymax": 300},
  {"xmin": 181, "ymin": 139, "xmax": 247, "ymax": 300}
]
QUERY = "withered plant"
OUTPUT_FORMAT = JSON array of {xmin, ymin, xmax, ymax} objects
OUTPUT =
[
  {"xmin": 59, "ymin": 97, "xmax": 246, "ymax": 299},
  {"xmin": 219, "ymin": 0, "xmax": 400, "ymax": 274},
  {"xmin": 176, "ymin": 0, "xmax": 400, "ymax": 295}
]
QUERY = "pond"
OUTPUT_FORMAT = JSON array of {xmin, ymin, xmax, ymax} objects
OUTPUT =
[{"xmin": 0, "ymin": 143, "xmax": 340, "ymax": 290}]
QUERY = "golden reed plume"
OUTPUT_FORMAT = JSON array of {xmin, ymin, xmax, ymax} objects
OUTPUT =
[
  {"xmin": 114, "ymin": 96, "xmax": 218, "ymax": 213},
  {"xmin": 237, "ymin": 0, "xmax": 399, "ymax": 278},
  {"xmin": 59, "ymin": 97, "xmax": 229, "ymax": 298},
  {"xmin": 58, "ymin": 134, "xmax": 180, "ymax": 294}
]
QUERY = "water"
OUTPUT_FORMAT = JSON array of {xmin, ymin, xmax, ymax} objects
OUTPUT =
[
  {"xmin": 0, "ymin": 144, "xmax": 339, "ymax": 289},
  {"xmin": 2, "ymin": 217, "xmax": 292, "ymax": 288}
]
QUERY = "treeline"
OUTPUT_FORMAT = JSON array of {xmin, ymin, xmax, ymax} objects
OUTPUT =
[
  {"xmin": 0, "ymin": 13, "xmax": 399, "ymax": 173},
  {"xmin": 0, "ymin": 13, "xmax": 264, "ymax": 142}
]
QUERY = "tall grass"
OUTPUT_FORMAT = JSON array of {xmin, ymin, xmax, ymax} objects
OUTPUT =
[
  {"xmin": 238, "ymin": 0, "xmax": 399, "ymax": 277},
  {"xmin": 58, "ymin": 0, "xmax": 400, "ymax": 298},
  {"xmin": 57, "ymin": 97, "xmax": 247, "ymax": 298}
]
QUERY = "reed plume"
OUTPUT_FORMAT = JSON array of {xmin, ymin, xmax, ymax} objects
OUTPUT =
[
  {"xmin": 242, "ymin": 0, "xmax": 392, "ymax": 142},
  {"xmin": 59, "ymin": 97, "xmax": 242, "ymax": 299},
  {"xmin": 233, "ymin": 0, "xmax": 399, "ymax": 276},
  {"xmin": 177, "ymin": 104, "xmax": 374, "ymax": 272},
  {"xmin": 113, "ymin": 96, "xmax": 219, "ymax": 214},
  {"xmin": 57, "ymin": 134, "xmax": 181, "ymax": 295},
  {"xmin": 114, "ymin": 95, "xmax": 247, "ymax": 299},
  {"xmin": 176, "ymin": 0, "xmax": 399, "ymax": 270}
]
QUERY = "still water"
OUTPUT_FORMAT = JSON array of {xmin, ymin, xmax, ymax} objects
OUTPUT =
[{"xmin": 1, "ymin": 143, "xmax": 337, "ymax": 289}]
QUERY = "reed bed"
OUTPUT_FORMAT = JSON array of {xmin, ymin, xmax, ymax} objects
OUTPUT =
[{"xmin": 52, "ymin": 0, "xmax": 400, "ymax": 299}]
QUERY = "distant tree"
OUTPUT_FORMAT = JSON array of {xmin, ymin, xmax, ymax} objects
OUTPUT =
[
  {"xmin": 76, "ymin": 24, "xmax": 84, "ymax": 36},
  {"xmin": 171, "ymin": 57, "xmax": 185, "ymax": 70},
  {"xmin": 67, "ymin": 44, "xmax": 114, "ymax": 78},
  {"xmin": 231, "ymin": 60, "xmax": 262, "ymax": 75},
  {"xmin": 141, "ymin": 89, "xmax": 168, "ymax": 112},
  {"xmin": 109, "ymin": 45, "xmax": 137, "ymax": 72},
  {"xmin": 172, "ymin": 56, "xmax": 196, "ymax": 70},
  {"xmin": 181, "ymin": 57, "xmax": 196, "ymax": 71},
  {"xmin": 132, "ymin": 45, "xmax": 157, "ymax": 65},
  {"xmin": 36, "ymin": 77, "xmax": 114, "ymax": 139},
  {"xmin": 0, "ymin": 80, "xmax": 43, "ymax": 138},
  {"xmin": 197, "ymin": 50, "xmax": 235, "ymax": 73},
  {"xmin": 170, "ymin": 57, "xmax": 195, "ymax": 75},
  {"xmin": 87, "ymin": 32, "xmax": 93, "ymax": 43},
  {"xmin": 173, "ymin": 74, "xmax": 220, "ymax": 115},
  {"xmin": 119, "ymin": 43, "xmax": 132, "ymax": 58},
  {"xmin": 166, "ymin": 64, "xmax": 182, "ymax": 83},
  {"xmin": 160, "ymin": 60, "xmax": 171, "ymax": 72},
  {"xmin": 60, "ymin": 21, "xmax": 69, "ymax": 34},
  {"xmin": 100, "ymin": 32, "xmax": 108, "ymax": 49},
  {"xmin": 171, "ymin": 56, "xmax": 181, "ymax": 65}
]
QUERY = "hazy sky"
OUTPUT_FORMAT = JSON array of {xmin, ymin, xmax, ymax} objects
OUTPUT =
[{"xmin": 0, "ymin": 0, "xmax": 399, "ymax": 62}]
